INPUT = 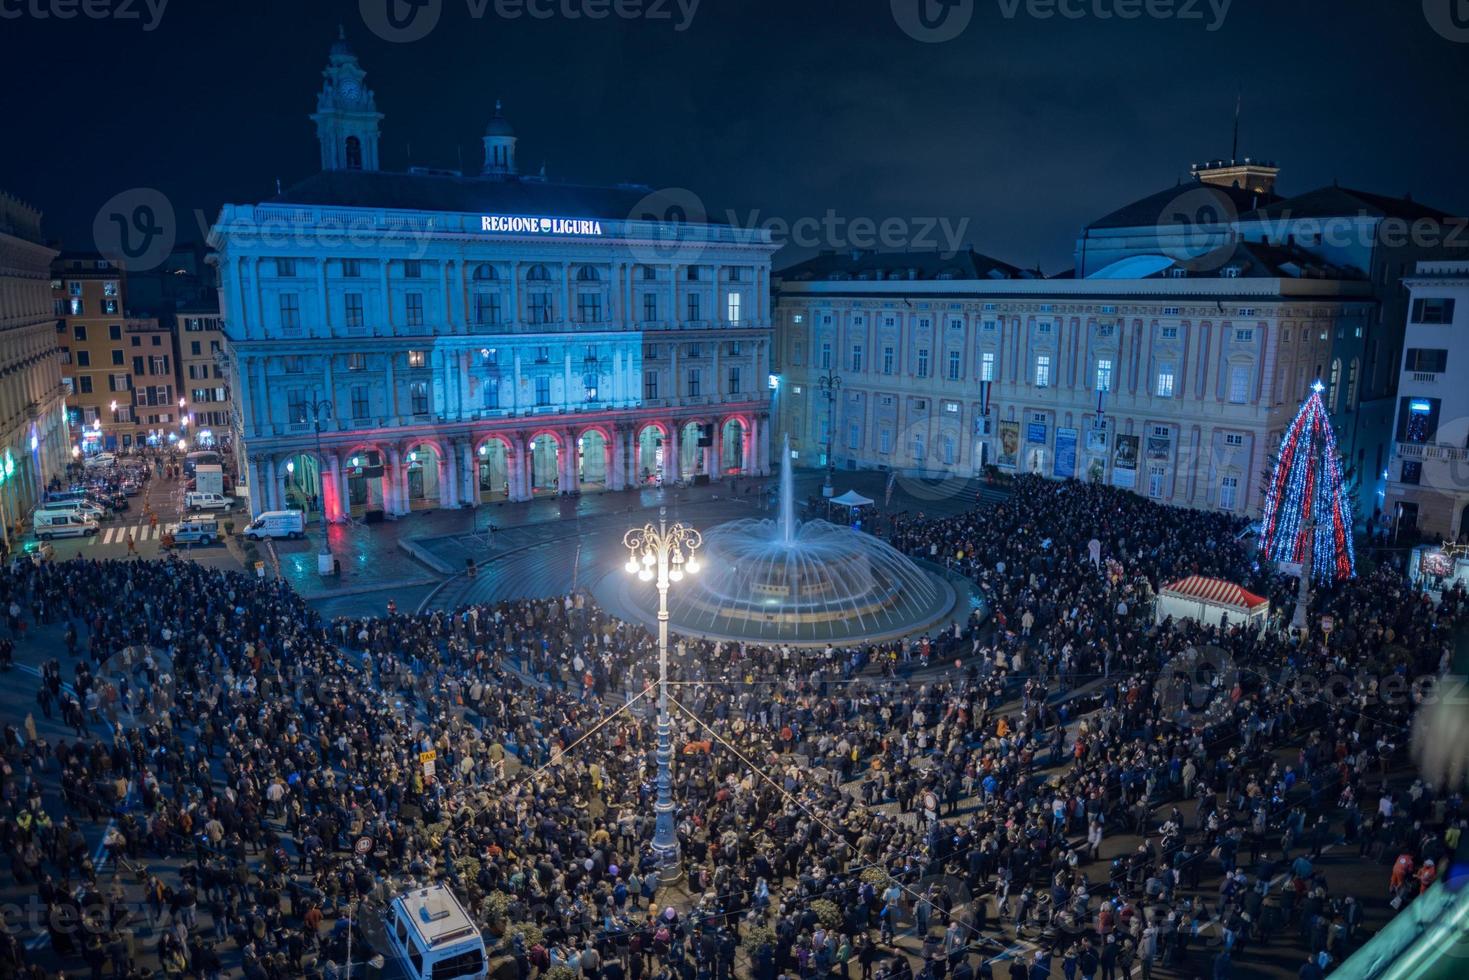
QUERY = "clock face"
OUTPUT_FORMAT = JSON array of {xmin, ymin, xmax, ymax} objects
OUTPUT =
[{"xmin": 339, "ymin": 78, "xmax": 360, "ymax": 101}]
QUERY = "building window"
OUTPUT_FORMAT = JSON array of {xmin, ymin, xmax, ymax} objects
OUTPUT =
[
  {"xmin": 72, "ymin": 324, "xmax": 87, "ymax": 341},
  {"xmin": 687, "ymin": 292, "xmax": 701, "ymax": 322},
  {"xmin": 882, "ymin": 346, "xmax": 895, "ymax": 375},
  {"xmin": 342, "ymin": 258, "xmax": 362, "ymax": 277},
  {"xmin": 1219, "ymin": 475, "xmax": 1239, "ymax": 510},
  {"xmin": 112, "ymin": 350, "xmax": 124, "ymax": 366},
  {"xmin": 642, "ymin": 266, "xmax": 657, "ymax": 281},
  {"xmin": 1095, "ymin": 358, "xmax": 1113, "ymax": 392},
  {"xmin": 644, "ymin": 371, "xmax": 659, "ymax": 401},
  {"xmin": 1161, "ymin": 326, "xmax": 1178, "ymax": 340},
  {"xmin": 688, "ymin": 369, "xmax": 701, "ymax": 398},
  {"xmin": 879, "ymin": 428, "xmax": 892, "ymax": 454},
  {"xmin": 344, "ymin": 293, "xmax": 364, "ymax": 329},
  {"xmin": 407, "ymin": 350, "xmax": 426, "ymax": 368},
  {"xmin": 529, "ymin": 293, "xmax": 553, "ymax": 324},
  {"xmin": 149, "ymin": 355, "xmax": 169, "ymax": 375},
  {"xmin": 402, "ymin": 259, "xmax": 421, "ymax": 279},
  {"xmin": 482, "ymin": 378, "xmax": 499, "ymax": 409},
  {"xmin": 75, "ymin": 351, "xmax": 91, "ymax": 367},
  {"xmin": 727, "ymin": 293, "xmax": 741, "ymax": 324},
  {"xmin": 350, "ymin": 385, "xmax": 369, "ymax": 419},
  {"xmin": 819, "ymin": 342, "xmax": 832, "ymax": 370},
  {"xmin": 1035, "ymin": 354, "xmax": 1051, "ymax": 388},
  {"xmin": 728, "ymin": 341, "xmax": 741, "ymax": 356},
  {"xmin": 107, "ymin": 324, "xmax": 121, "ymax": 340},
  {"xmin": 912, "ymin": 432, "xmax": 925, "ymax": 462},
  {"xmin": 981, "ymin": 351, "xmax": 995, "ymax": 382},
  {"xmin": 642, "ymin": 293, "xmax": 658, "ymax": 323},
  {"xmin": 405, "ymin": 292, "xmax": 424, "ymax": 327},
  {"xmin": 68, "ymin": 298, "xmax": 83, "ymax": 315},
  {"xmin": 283, "ymin": 356, "xmax": 303, "ymax": 374},
  {"xmin": 1229, "ymin": 365, "xmax": 1250, "ymax": 404},
  {"xmin": 474, "ymin": 291, "xmax": 502, "ymax": 326},
  {"xmin": 190, "ymin": 341, "xmax": 201, "ymax": 356},
  {"xmin": 577, "ymin": 293, "xmax": 603, "ymax": 323},
  {"xmin": 943, "ymin": 435, "xmax": 956, "ymax": 466},
  {"xmin": 1411, "ymin": 298, "xmax": 1456, "ymax": 324},
  {"xmin": 1156, "ymin": 365, "xmax": 1175, "ymax": 397},
  {"xmin": 1235, "ymin": 329, "xmax": 1255, "ymax": 342},
  {"xmin": 410, "ymin": 381, "xmax": 429, "ymax": 414},
  {"xmin": 727, "ymin": 366, "xmax": 741, "ymax": 395},
  {"xmin": 848, "ymin": 423, "xmax": 861, "ymax": 449},
  {"xmin": 916, "ymin": 348, "xmax": 930, "ymax": 378},
  {"xmin": 287, "ymin": 388, "xmax": 307, "ymax": 423},
  {"xmin": 948, "ymin": 349, "xmax": 961, "ymax": 380},
  {"xmin": 279, "ymin": 293, "xmax": 301, "ymax": 333},
  {"xmin": 1405, "ymin": 348, "xmax": 1449, "ymax": 373},
  {"xmin": 850, "ymin": 344, "xmax": 864, "ymax": 372},
  {"xmin": 346, "ymin": 353, "xmax": 367, "ymax": 371},
  {"xmin": 1225, "ymin": 432, "xmax": 1244, "ymax": 447}
]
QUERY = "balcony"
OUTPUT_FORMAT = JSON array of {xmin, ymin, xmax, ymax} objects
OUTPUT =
[{"xmin": 1397, "ymin": 442, "xmax": 1469, "ymax": 463}]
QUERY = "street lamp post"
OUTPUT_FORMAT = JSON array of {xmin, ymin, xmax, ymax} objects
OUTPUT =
[
  {"xmin": 304, "ymin": 392, "xmax": 334, "ymax": 562},
  {"xmin": 818, "ymin": 369, "xmax": 842, "ymax": 514},
  {"xmin": 623, "ymin": 506, "xmax": 702, "ymax": 883}
]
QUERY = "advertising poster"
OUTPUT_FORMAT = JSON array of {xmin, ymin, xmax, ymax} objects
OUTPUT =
[
  {"xmin": 1085, "ymin": 428, "xmax": 1108, "ymax": 454},
  {"xmin": 1147, "ymin": 434, "xmax": 1172, "ymax": 460},
  {"xmin": 1054, "ymin": 428, "xmax": 1078, "ymax": 479},
  {"xmin": 1113, "ymin": 435, "xmax": 1139, "ymax": 489},
  {"xmin": 1027, "ymin": 420, "xmax": 1048, "ymax": 444},
  {"xmin": 998, "ymin": 421, "xmax": 1019, "ymax": 468}
]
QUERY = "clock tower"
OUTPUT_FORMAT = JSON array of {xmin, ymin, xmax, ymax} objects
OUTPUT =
[{"xmin": 310, "ymin": 27, "xmax": 383, "ymax": 172}]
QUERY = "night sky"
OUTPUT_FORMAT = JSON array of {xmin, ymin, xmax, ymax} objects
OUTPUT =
[{"xmin": 2, "ymin": 0, "xmax": 1466, "ymax": 272}]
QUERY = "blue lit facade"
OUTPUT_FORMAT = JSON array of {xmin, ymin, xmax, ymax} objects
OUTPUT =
[{"xmin": 210, "ymin": 35, "xmax": 776, "ymax": 519}]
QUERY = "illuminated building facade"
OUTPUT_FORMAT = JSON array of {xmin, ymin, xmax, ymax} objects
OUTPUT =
[
  {"xmin": 0, "ymin": 192, "xmax": 68, "ymax": 544},
  {"xmin": 212, "ymin": 35, "xmax": 776, "ymax": 520}
]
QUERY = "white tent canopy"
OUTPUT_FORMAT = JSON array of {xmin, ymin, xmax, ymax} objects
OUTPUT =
[
  {"xmin": 1155, "ymin": 575, "xmax": 1270, "ymax": 633},
  {"xmin": 830, "ymin": 490, "xmax": 874, "ymax": 508}
]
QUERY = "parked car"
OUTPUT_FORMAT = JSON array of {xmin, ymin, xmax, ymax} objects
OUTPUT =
[
  {"xmin": 183, "ymin": 491, "xmax": 236, "ymax": 511},
  {"xmin": 242, "ymin": 510, "xmax": 305, "ymax": 540},
  {"xmin": 83, "ymin": 453, "xmax": 117, "ymax": 469}
]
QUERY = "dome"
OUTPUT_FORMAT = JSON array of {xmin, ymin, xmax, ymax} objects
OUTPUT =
[{"xmin": 485, "ymin": 100, "xmax": 515, "ymax": 138}]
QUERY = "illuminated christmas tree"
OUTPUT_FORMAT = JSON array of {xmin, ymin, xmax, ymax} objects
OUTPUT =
[{"xmin": 1259, "ymin": 381, "xmax": 1356, "ymax": 582}]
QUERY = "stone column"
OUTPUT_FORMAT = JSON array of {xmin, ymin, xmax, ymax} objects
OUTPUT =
[
  {"xmin": 441, "ymin": 448, "xmax": 458, "ymax": 508},
  {"xmin": 758, "ymin": 415, "xmax": 771, "ymax": 475},
  {"xmin": 562, "ymin": 430, "xmax": 579, "ymax": 494},
  {"xmin": 664, "ymin": 424, "xmax": 680, "ymax": 483},
  {"xmin": 605, "ymin": 433, "xmax": 619, "ymax": 491},
  {"xmin": 461, "ymin": 440, "xmax": 476, "ymax": 506},
  {"xmin": 386, "ymin": 448, "xmax": 403, "ymax": 515},
  {"xmin": 712, "ymin": 423, "xmax": 724, "ymax": 480},
  {"xmin": 248, "ymin": 456, "xmax": 265, "ymax": 515},
  {"xmin": 329, "ymin": 453, "xmax": 344, "ymax": 521}
]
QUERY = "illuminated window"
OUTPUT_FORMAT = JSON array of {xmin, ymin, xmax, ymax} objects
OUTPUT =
[{"xmin": 407, "ymin": 350, "xmax": 426, "ymax": 368}]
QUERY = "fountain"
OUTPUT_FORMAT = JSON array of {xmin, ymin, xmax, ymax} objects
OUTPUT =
[{"xmin": 625, "ymin": 435, "xmax": 957, "ymax": 644}]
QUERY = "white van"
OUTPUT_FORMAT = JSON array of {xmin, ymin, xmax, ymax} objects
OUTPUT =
[
  {"xmin": 83, "ymin": 453, "xmax": 117, "ymax": 469},
  {"xmin": 33, "ymin": 511, "xmax": 99, "ymax": 540},
  {"xmin": 166, "ymin": 515, "xmax": 222, "ymax": 545},
  {"xmin": 242, "ymin": 510, "xmax": 305, "ymax": 540},
  {"xmin": 386, "ymin": 886, "xmax": 486, "ymax": 980},
  {"xmin": 39, "ymin": 499, "xmax": 107, "ymax": 521},
  {"xmin": 183, "ymin": 491, "xmax": 236, "ymax": 511}
]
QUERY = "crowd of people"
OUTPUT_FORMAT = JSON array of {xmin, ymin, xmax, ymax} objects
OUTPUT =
[{"xmin": 0, "ymin": 475, "xmax": 1464, "ymax": 980}]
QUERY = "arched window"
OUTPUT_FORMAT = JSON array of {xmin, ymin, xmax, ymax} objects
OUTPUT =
[
  {"xmin": 344, "ymin": 136, "xmax": 362, "ymax": 170},
  {"xmin": 1346, "ymin": 358, "xmax": 1359, "ymax": 412},
  {"xmin": 526, "ymin": 264, "xmax": 550, "ymax": 281},
  {"xmin": 472, "ymin": 264, "xmax": 497, "ymax": 281},
  {"xmin": 577, "ymin": 266, "xmax": 601, "ymax": 282},
  {"xmin": 1328, "ymin": 358, "xmax": 1342, "ymax": 412}
]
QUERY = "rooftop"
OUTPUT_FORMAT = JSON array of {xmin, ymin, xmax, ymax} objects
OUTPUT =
[{"xmin": 776, "ymin": 247, "xmax": 1032, "ymax": 283}]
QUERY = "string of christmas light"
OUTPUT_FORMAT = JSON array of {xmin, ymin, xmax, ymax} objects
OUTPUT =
[{"xmin": 1258, "ymin": 381, "xmax": 1356, "ymax": 582}]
